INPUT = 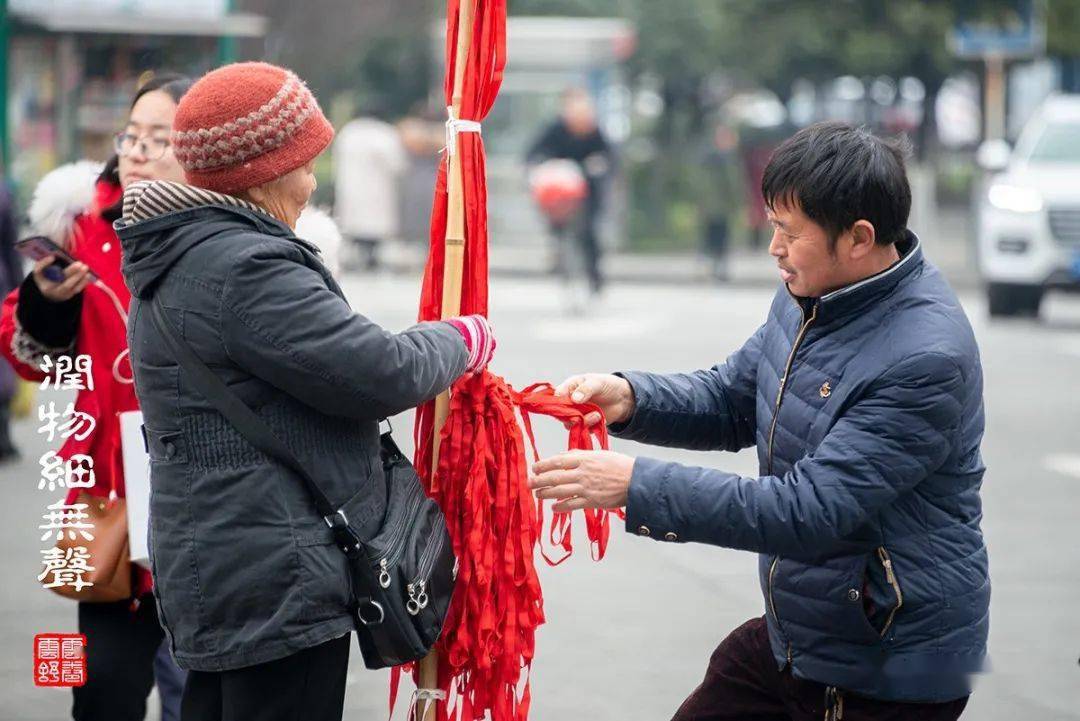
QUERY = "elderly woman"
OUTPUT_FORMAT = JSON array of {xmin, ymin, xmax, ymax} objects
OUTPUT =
[{"xmin": 118, "ymin": 62, "xmax": 493, "ymax": 721}]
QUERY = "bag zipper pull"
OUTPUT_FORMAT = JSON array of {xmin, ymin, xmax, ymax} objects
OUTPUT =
[
  {"xmin": 417, "ymin": 581, "xmax": 428, "ymax": 610},
  {"xmin": 378, "ymin": 558, "xmax": 391, "ymax": 589},
  {"xmin": 406, "ymin": 581, "xmax": 429, "ymax": 616}
]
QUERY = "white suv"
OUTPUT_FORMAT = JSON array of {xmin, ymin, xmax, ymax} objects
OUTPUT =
[{"xmin": 976, "ymin": 94, "xmax": 1080, "ymax": 318}]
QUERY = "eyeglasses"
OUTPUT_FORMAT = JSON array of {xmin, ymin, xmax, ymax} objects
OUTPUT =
[{"xmin": 113, "ymin": 131, "xmax": 171, "ymax": 160}]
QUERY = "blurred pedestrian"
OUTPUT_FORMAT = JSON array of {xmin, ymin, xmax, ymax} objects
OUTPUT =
[
  {"xmin": 333, "ymin": 113, "xmax": 406, "ymax": 269},
  {"xmin": 737, "ymin": 121, "xmax": 787, "ymax": 250},
  {"xmin": 0, "ymin": 172, "xmax": 20, "ymax": 462},
  {"xmin": 532, "ymin": 122, "xmax": 986, "ymax": 721},
  {"xmin": 527, "ymin": 87, "xmax": 614, "ymax": 295},
  {"xmin": 0, "ymin": 73, "xmax": 192, "ymax": 721},
  {"xmin": 397, "ymin": 110, "xmax": 446, "ymax": 246},
  {"xmin": 698, "ymin": 122, "xmax": 744, "ymax": 281},
  {"xmin": 117, "ymin": 62, "xmax": 494, "ymax": 721}
]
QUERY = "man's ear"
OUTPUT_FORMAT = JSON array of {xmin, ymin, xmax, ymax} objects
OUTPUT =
[{"xmin": 848, "ymin": 220, "xmax": 876, "ymax": 259}]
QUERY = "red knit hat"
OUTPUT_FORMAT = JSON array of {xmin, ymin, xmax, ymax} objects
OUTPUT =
[{"xmin": 171, "ymin": 62, "xmax": 334, "ymax": 194}]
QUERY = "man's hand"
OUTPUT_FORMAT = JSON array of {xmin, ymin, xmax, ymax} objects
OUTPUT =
[
  {"xmin": 33, "ymin": 256, "xmax": 93, "ymax": 303},
  {"xmin": 555, "ymin": 373, "xmax": 634, "ymax": 428},
  {"xmin": 529, "ymin": 449, "xmax": 635, "ymax": 513}
]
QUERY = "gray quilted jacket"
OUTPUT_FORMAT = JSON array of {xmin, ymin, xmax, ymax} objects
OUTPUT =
[{"xmin": 119, "ymin": 181, "xmax": 466, "ymax": 671}]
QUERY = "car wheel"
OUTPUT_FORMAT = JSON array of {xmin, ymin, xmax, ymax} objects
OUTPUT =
[{"xmin": 988, "ymin": 283, "xmax": 1044, "ymax": 318}]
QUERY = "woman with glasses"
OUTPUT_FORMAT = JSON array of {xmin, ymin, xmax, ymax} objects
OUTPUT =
[{"xmin": 0, "ymin": 73, "xmax": 192, "ymax": 721}]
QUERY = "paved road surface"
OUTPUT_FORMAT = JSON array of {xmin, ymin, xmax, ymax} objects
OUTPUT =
[{"xmin": 3, "ymin": 271, "xmax": 1078, "ymax": 720}]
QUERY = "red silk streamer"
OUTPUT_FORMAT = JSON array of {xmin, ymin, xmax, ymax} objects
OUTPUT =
[
  {"xmin": 408, "ymin": 375, "xmax": 618, "ymax": 721},
  {"xmin": 515, "ymin": 384, "xmax": 625, "ymax": 567},
  {"xmin": 417, "ymin": 373, "xmax": 540, "ymax": 721},
  {"xmin": 408, "ymin": 2, "xmax": 621, "ymax": 719},
  {"xmin": 417, "ymin": 0, "xmax": 506, "ymax": 323}
]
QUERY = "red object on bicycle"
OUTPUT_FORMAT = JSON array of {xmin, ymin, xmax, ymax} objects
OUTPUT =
[{"xmin": 529, "ymin": 159, "xmax": 588, "ymax": 225}]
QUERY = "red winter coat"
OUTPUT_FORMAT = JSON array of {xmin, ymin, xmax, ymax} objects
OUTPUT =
[{"xmin": 0, "ymin": 177, "xmax": 152, "ymax": 597}]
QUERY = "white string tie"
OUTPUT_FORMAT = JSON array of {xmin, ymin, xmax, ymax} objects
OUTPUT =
[
  {"xmin": 444, "ymin": 106, "xmax": 481, "ymax": 156},
  {"xmin": 408, "ymin": 687, "xmax": 447, "ymax": 720}
]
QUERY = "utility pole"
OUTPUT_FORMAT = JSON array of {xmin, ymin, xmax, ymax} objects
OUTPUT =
[
  {"xmin": 218, "ymin": 0, "xmax": 236, "ymax": 64},
  {"xmin": 983, "ymin": 53, "xmax": 1006, "ymax": 140},
  {"xmin": 0, "ymin": 0, "xmax": 10, "ymax": 176}
]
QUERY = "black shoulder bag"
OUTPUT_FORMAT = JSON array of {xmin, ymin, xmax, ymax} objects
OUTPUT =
[{"xmin": 149, "ymin": 300, "xmax": 456, "ymax": 669}]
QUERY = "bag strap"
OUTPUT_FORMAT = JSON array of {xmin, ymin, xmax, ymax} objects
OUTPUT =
[{"xmin": 148, "ymin": 299, "xmax": 363, "ymax": 554}]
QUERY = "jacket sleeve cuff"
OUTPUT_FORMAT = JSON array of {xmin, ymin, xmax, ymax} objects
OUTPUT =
[
  {"xmin": 624, "ymin": 456, "xmax": 683, "ymax": 542},
  {"xmin": 15, "ymin": 273, "xmax": 82, "ymax": 348},
  {"xmin": 607, "ymin": 370, "xmax": 650, "ymax": 439}
]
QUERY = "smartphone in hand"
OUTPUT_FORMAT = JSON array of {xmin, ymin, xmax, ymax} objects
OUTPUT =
[{"xmin": 14, "ymin": 235, "xmax": 98, "ymax": 283}]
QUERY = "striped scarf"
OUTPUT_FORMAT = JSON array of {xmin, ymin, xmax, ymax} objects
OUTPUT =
[{"xmin": 117, "ymin": 180, "xmax": 273, "ymax": 228}]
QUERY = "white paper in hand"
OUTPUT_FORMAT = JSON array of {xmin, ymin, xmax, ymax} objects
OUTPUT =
[{"xmin": 120, "ymin": 411, "xmax": 151, "ymax": 569}]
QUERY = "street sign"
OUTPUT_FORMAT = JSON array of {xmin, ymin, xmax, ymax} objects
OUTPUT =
[{"xmin": 949, "ymin": 0, "xmax": 1044, "ymax": 59}]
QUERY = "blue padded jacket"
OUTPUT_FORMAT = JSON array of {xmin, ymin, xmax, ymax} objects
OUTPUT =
[{"xmin": 616, "ymin": 233, "xmax": 988, "ymax": 702}]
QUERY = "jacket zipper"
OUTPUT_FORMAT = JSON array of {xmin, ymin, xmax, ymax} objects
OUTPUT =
[
  {"xmin": 765, "ymin": 302, "xmax": 817, "ymax": 668},
  {"xmin": 767, "ymin": 556, "xmax": 781, "ymax": 621},
  {"xmin": 766, "ymin": 556, "xmax": 794, "ymax": 664},
  {"xmin": 767, "ymin": 302, "xmax": 818, "ymax": 476},
  {"xmin": 147, "ymin": 530, "xmax": 179, "ymax": 659},
  {"xmin": 876, "ymin": 546, "xmax": 904, "ymax": 638}
]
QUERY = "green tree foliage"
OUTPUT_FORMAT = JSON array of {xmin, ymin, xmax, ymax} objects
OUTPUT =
[
  {"xmin": 513, "ymin": 0, "xmax": 1067, "ymax": 103},
  {"xmin": 1047, "ymin": 0, "xmax": 1080, "ymax": 57},
  {"xmin": 241, "ymin": 0, "xmax": 434, "ymax": 118}
]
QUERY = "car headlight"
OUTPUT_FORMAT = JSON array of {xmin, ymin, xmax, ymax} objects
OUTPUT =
[{"xmin": 987, "ymin": 184, "xmax": 1043, "ymax": 213}]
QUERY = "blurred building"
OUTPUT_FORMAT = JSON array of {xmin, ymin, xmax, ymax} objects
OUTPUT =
[{"xmin": 3, "ymin": 0, "xmax": 266, "ymax": 205}]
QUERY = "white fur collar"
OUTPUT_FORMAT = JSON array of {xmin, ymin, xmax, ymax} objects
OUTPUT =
[{"xmin": 27, "ymin": 160, "xmax": 104, "ymax": 247}]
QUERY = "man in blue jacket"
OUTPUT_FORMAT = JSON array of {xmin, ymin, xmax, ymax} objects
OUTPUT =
[{"xmin": 531, "ymin": 122, "xmax": 988, "ymax": 721}]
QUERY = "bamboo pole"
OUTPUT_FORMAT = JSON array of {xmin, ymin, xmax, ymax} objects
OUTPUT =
[{"xmin": 419, "ymin": 1, "xmax": 475, "ymax": 719}]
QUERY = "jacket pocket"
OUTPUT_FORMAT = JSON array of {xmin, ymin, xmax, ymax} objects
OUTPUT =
[
  {"xmin": 295, "ymin": 483, "xmax": 379, "ymax": 622},
  {"xmin": 297, "ymin": 535, "xmax": 352, "ymax": 622},
  {"xmin": 873, "ymin": 546, "xmax": 904, "ymax": 639},
  {"xmin": 856, "ymin": 546, "xmax": 904, "ymax": 640}
]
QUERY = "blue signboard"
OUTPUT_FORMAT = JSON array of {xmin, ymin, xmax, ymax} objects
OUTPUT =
[{"xmin": 950, "ymin": 0, "xmax": 1044, "ymax": 59}]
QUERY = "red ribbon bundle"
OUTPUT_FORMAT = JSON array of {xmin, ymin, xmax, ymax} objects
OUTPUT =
[
  {"xmin": 516, "ymin": 383, "xmax": 624, "ymax": 566},
  {"xmin": 409, "ymin": 375, "xmax": 618, "ymax": 721},
  {"xmin": 407, "ymin": 2, "xmax": 621, "ymax": 719},
  {"xmin": 416, "ymin": 372, "xmax": 542, "ymax": 720}
]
